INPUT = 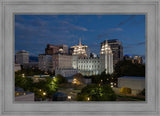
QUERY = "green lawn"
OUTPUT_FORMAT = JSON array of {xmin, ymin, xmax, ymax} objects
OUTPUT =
[{"xmin": 117, "ymin": 95, "xmax": 145, "ymax": 101}]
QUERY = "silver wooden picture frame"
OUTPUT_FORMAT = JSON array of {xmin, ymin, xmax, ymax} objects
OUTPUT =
[{"xmin": 0, "ymin": 0, "xmax": 159, "ymax": 116}]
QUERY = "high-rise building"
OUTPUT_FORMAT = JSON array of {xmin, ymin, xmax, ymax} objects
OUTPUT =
[
  {"xmin": 16, "ymin": 50, "xmax": 29, "ymax": 65},
  {"xmin": 68, "ymin": 47, "xmax": 74, "ymax": 55},
  {"xmin": 45, "ymin": 44, "xmax": 68, "ymax": 55},
  {"xmin": 107, "ymin": 39, "xmax": 123, "ymax": 65},
  {"xmin": 38, "ymin": 54, "xmax": 72, "ymax": 72},
  {"xmin": 38, "ymin": 54, "xmax": 53, "ymax": 72},
  {"xmin": 39, "ymin": 44, "xmax": 71, "ymax": 72}
]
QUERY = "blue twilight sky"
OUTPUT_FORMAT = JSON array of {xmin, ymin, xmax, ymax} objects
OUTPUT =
[{"xmin": 15, "ymin": 15, "xmax": 145, "ymax": 57}]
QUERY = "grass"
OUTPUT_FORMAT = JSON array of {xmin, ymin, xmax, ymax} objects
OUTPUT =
[{"xmin": 117, "ymin": 94, "xmax": 145, "ymax": 101}]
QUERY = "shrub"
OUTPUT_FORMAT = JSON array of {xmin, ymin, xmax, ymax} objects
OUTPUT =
[
  {"xmin": 56, "ymin": 74, "xmax": 67, "ymax": 84},
  {"xmin": 120, "ymin": 87, "xmax": 131, "ymax": 94},
  {"xmin": 76, "ymin": 84, "xmax": 117, "ymax": 101}
]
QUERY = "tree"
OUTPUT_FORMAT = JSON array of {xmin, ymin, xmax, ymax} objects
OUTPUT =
[
  {"xmin": 56, "ymin": 74, "xmax": 67, "ymax": 84},
  {"xmin": 91, "ymin": 70, "xmax": 113, "ymax": 85},
  {"xmin": 114, "ymin": 60, "xmax": 145, "ymax": 77},
  {"xmin": 76, "ymin": 84, "xmax": 116, "ymax": 101},
  {"xmin": 15, "ymin": 75, "xmax": 34, "ymax": 91}
]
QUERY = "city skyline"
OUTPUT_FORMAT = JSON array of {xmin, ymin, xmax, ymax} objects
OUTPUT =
[{"xmin": 15, "ymin": 15, "xmax": 145, "ymax": 57}]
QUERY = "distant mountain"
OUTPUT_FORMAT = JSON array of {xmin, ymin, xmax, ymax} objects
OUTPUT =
[{"xmin": 29, "ymin": 56, "xmax": 38, "ymax": 62}]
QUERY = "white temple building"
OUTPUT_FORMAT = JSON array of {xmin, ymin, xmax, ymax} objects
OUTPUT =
[{"xmin": 71, "ymin": 39, "xmax": 113, "ymax": 76}]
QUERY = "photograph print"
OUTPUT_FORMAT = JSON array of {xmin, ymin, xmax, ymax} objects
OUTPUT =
[{"xmin": 15, "ymin": 15, "xmax": 145, "ymax": 101}]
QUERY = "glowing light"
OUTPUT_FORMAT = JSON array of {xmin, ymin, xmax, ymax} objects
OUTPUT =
[
  {"xmin": 87, "ymin": 97, "xmax": 90, "ymax": 101},
  {"xmin": 53, "ymin": 77, "xmax": 57, "ymax": 82},
  {"xmin": 43, "ymin": 92, "xmax": 46, "ymax": 96},
  {"xmin": 73, "ymin": 78, "xmax": 77, "ymax": 84},
  {"xmin": 68, "ymin": 96, "xmax": 71, "ymax": 100},
  {"xmin": 22, "ymin": 74, "xmax": 25, "ymax": 77},
  {"xmin": 39, "ymin": 89, "xmax": 41, "ymax": 92}
]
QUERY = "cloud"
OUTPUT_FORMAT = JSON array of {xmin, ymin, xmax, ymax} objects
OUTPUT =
[
  {"xmin": 137, "ymin": 42, "xmax": 145, "ymax": 45},
  {"xmin": 117, "ymin": 15, "xmax": 136, "ymax": 26},
  {"xmin": 71, "ymin": 26, "xmax": 88, "ymax": 31},
  {"xmin": 57, "ymin": 20, "xmax": 88, "ymax": 31},
  {"xmin": 124, "ymin": 41, "xmax": 145, "ymax": 50},
  {"xmin": 108, "ymin": 28, "xmax": 123, "ymax": 32}
]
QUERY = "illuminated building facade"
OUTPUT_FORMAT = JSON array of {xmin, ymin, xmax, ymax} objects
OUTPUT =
[
  {"xmin": 70, "ymin": 38, "xmax": 88, "ymax": 57},
  {"xmin": 72, "ymin": 39, "xmax": 113, "ymax": 76}
]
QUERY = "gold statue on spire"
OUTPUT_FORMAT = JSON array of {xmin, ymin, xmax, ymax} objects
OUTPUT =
[{"xmin": 79, "ymin": 37, "xmax": 81, "ymax": 46}]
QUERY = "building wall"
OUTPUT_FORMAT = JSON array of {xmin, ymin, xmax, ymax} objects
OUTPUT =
[
  {"xmin": 107, "ymin": 39, "xmax": 123, "ymax": 65},
  {"xmin": 58, "ymin": 45, "xmax": 68, "ymax": 54},
  {"xmin": 39, "ymin": 54, "xmax": 72, "ymax": 72},
  {"xmin": 100, "ymin": 40, "xmax": 113, "ymax": 74},
  {"xmin": 16, "ymin": 50, "xmax": 29, "ymax": 65},
  {"xmin": 45, "ymin": 44, "xmax": 59, "ymax": 55},
  {"xmin": 72, "ymin": 55, "xmax": 79, "ymax": 69},
  {"xmin": 55, "ymin": 69, "xmax": 78, "ymax": 77},
  {"xmin": 15, "ymin": 64, "xmax": 21, "ymax": 72},
  {"xmin": 77, "ymin": 57, "xmax": 101, "ymax": 76},
  {"xmin": 118, "ymin": 77, "xmax": 145, "ymax": 90},
  {"xmin": 45, "ymin": 44, "xmax": 68, "ymax": 55},
  {"xmin": 57, "ymin": 54, "xmax": 72, "ymax": 69},
  {"xmin": 38, "ymin": 54, "xmax": 53, "ymax": 72}
]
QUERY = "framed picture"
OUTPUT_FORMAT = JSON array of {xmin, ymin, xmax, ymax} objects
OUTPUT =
[{"xmin": 0, "ymin": 0, "xmax": 159, "ymax": 116}]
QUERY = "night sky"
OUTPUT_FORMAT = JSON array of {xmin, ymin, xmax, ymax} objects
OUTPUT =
[{"xmin": 15, "ymin": 15, "xmax": 145, "ymax": 57}]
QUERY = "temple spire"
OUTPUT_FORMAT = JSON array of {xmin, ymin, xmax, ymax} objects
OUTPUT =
[{"xmin": 79, "ymin": 38, "xmax": 81, "ymax": 46}]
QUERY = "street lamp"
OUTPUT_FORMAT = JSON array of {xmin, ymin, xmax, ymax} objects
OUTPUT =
[
  {"xmin": 68, "ymin": 96, "xmax": 71, "ymax": 100},
  {"xmin": 87, "ymin": 97, "xmax": 90, "ymax": 101},
  {"xmin": 110, "ymin": 82, "xmax": 113, "ymax": 88},
  {"xmin": 43, "ymin": 92, "xmax": 46, "ymax": 96},
  {"xmin": 73, "ymin": 78, "xmax": 77, "ymax": 84},
  {"xmin": 22, "ymin": 73, "xmax": 25, "ymax": 78}
]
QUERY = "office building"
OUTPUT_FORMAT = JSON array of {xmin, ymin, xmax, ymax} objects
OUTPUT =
[
  {"xmin": 15, "ymin": 63, "xmax": 21, "ymax": 72},
  {"xmin": 16, "ymin": 50, "xmax": 29, "ymax": 65},
  {"xmin": 45, "ymin": 44, "xmax": 68, "ymax": 55},
  {"xmin": 107, "ymin": 39, "xmax": 123, "ymax": 65},
  {"xmin": 38, "ymin": 54, "xmax": 72, "ymax": 72}
]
